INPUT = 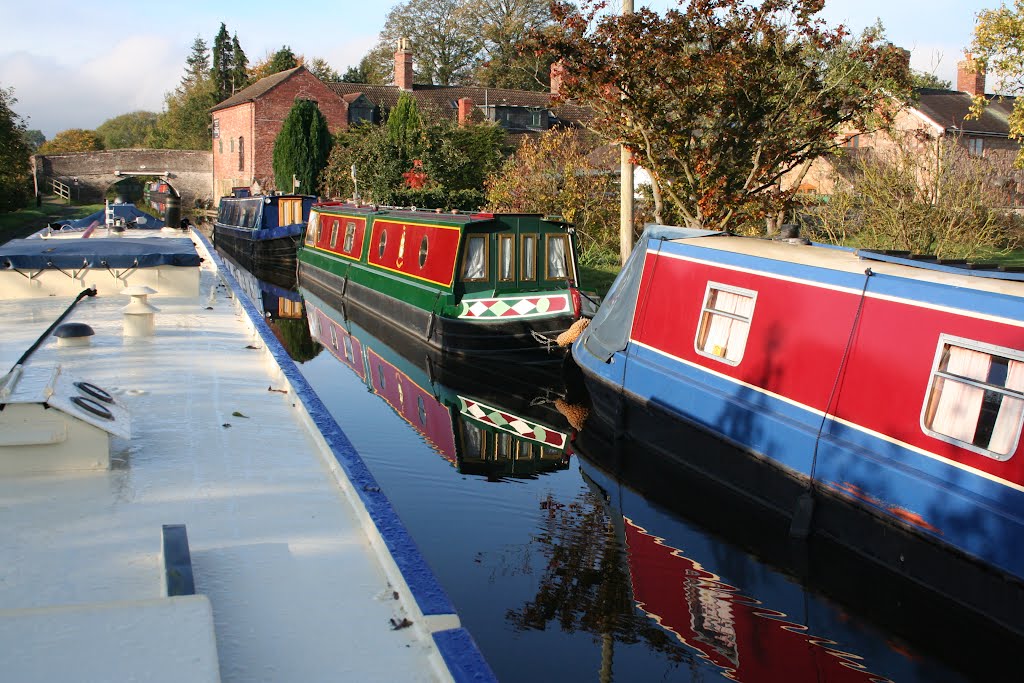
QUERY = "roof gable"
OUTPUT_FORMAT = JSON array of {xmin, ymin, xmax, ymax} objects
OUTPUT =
[
  {"xmin": 915, "ymin": 88, "xmax": 1015, "ymax": 137},
  {"xmin": 211, "ymin": 66, "xmax": 305, "ymax": 112}
]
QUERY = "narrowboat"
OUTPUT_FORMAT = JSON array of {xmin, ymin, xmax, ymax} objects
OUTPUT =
[
  {"xmin": 213, "ymin": 191, "xmax": 315, "ymax": 268},
  {"xmin": 0, "ymin": 229, "xmax": 495, "ymax": 681},
  {"xmin": 302, "ymin": 286, "xmax": 575, "ymax": 480},
  {"xmin": 572, "ymin": 225, "xmax": 1024, "ymax": 636},
  {"xmin": 30, "ymin": 200, "xmax": 165, "ymax": 238},
  {"xmin": 297, "ymin": 203, "xmax": 591, "ymax": 355}
]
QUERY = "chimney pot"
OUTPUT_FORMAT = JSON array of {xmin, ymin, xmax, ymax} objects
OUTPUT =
[{"xmin": 550, "ymin": 61, "xmax": 564, "ymax": 97}]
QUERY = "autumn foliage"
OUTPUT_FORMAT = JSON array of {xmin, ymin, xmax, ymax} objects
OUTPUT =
[{"xmin": 535, "ymin": 0, "xmax": 913, "ymax": 232}]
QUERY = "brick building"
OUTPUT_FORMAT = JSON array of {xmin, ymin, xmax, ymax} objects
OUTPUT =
[{"xmin": 210, "ymin": 66, "xmax": 349, "ymax": 199}]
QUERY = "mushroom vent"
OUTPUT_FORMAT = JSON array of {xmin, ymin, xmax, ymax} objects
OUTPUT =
[{"xmin": 53, "ymin": 322, "xmax": 95, "ymax": 347}]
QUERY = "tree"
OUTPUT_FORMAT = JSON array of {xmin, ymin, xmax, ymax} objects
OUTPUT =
[
  {"xmin": 37, "ymin": 128, "xmax": 104, "ymax": 154},
  {"xmin": 807, "ymin": 132, "xmax": 1018, "ymax": 258},
  {"xmin": 343, "ymin": 45, "xmax": 395, "ymax": 85},
  {"xmin": 971, "ymin": 2, "xmax": 1024, "ymax": 164},
  {"xmin": 211, "ymin": 23, "xmax": 234, "ymax": 102},
  {"xmin": 230, "ymin": 33, "xmax": 250, "ymax": 94},
  {"xmin": 0, "ymin": 86, "xmax": 31, "ymax": 212},
  {"xmin": 911, "ymin": 70, "xmax": 952, "ymax": 90},
  {"xmin": 536, "ymin": 0, "xmax": 913, "ymax": 235},
  {"xmin": 96, "ymin": 111, "xmax": 158, "ymax": 149},
  {"xmin": 375, "ymin": 0, "xmax": 481, "ymax": 85},
  {"xmin": 272, "ymin": 99, "xmax": 332, "ymax": 193},
  {"xmin": 148, "ymin": 78, "xmax": 218, "ymax": 150},
  {"xmin": 386, "ymin": 91, "xmax": 425, "ymax": 167},
  {"xmin": 306, "ymin": 57, "xmax": 340, "ymax": 82},
  {"xmin": 22, "ymin": 129, "xmax": 45, "ymax": 152},
  {"xmin": 486, "ymin": 129, "xmax": 620, "ymax": 262},
  {"xmin": 468, "ymin": 0, "xmax": 556, "ymax": 90},
  {"xmin": 268, "ymin": 46, "xmax": 299, "ymax": 75},
  {"xmin": 182, "ymin": 35, "xmax": 210, "ymax": 92}
]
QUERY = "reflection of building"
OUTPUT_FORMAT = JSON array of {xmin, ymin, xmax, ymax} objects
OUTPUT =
[{"xmin": 302, "ymin": 287, "xmax": 573, "ymax": 480}]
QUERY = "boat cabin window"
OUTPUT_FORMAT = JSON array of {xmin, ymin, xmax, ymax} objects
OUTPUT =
[
  {"xmin": 342, "ymin": 335, "xmax": 354, "ymax": 363},
  {"xmin": 460, "ymin": 422, "xmax": 484, "ymax": 458},
  {"xmin": 343, "ymin": 221, "xmax": 356, "ymax": 253},
  {"xmin": 922, "ymin": 337, "xmax": 1024, "ymax": 460},
  {"xmin": 329, "ymin": 219, "xmax": 340, "ymax": 249},
  {"xmin": 462, "ymin": 235, "xmax": 489, "ymax": 281},
  {"xmin": 378, "ymin": 230, "xmax": 388, "ymax": 258},
  {"xmin": 304, "ymin": 213, "xmax": 319, "ymax": 246},
  {"xmin": 695, "ymin": 283, "xmax": 756, "ymax": 365},
  {"xmin": 545, "ymin": 235, "xmax": 569, "ymax": 280},
  {"xmin": 521, "ymin": 235, "xmax": 537, "ymax": 280},
  {"xmin": 377, "ymin": 364, "xmax": 387, "ymax": 391},
  {"xmin": 498, "ymin": 234, "xmax": 515, "ymax": 281},
  {"xmin": 417, "ymin": 396, "xmax": 427, "ymax": 426},
  {"xmin": 419, "ymin": 236, "xmax": 429, "ymax": 268},
  {"xmin": 329, "ymin": 325, "xmax": 338, "ymax": 350}
]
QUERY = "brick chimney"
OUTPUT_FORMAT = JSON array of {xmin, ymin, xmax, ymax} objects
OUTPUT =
[
  {"xmin": 457, "ymin": 97, "xmax": 475, "ymax": 126},
  {"xmin": 957, "ymin": 54, "xmax": 986, "ymax": 96},
  {"xmin": 550, "ymin": 61, "xmax": 564, "ymax": 97},
  {"xmin": 395, "ymin": 37, "xmax": 414, "ymax": 92}
]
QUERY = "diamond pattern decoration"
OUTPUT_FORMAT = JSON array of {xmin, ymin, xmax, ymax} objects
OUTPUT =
[
  {"xmin": 460, "ymin": 294, "xmax": 569, "ymax": 319},
  {"xmin": 459, "ymin": 397, "xmax": 567, "ymax": 448}
]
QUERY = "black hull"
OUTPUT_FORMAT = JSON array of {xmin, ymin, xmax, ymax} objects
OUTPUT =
[
  {"xmin": 298, "ymin": 261, "xmax": 573, "ymax": 357},
  {"xmin": 213, "ymin": 227, "xmax": 299, "ymax": 271},
  {"xmin": 576, "ymin": 364, "xmax": 1024, "ymax": 640}
]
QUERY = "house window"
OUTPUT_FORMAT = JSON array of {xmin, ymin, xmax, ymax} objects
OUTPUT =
[
  {"xmin": 329, "ymin": 219, "xmax": 340, "ymax": 249},
  {"xmin": 968, "ymin": 137, "xmax": 985, "ymax": 157},
  {"xmin": 545, "ymin": 235, "xmax": 569, "ymax": 280},
  {"xmin": 230, "ymin": 137, "xmax": 234, "ymax": 153},
  {"xmin": 461, "ymin": 235, "xmax": 488, "ymax": 281},
  {"xmin": 922, "ymin": 336, "xmax": 1024, "ymax": 459},
  {"xmin": 218, "ymin": 139, "xmax": 223, "ymax": 154},
  {"xmin": 695, "ymin": 283, "xmax": 756, "ymax": 365},
  {"xmin": 521, "ymin": 235, "xmax": 537, "ymax": 280},
  {"xmin": 498, "ymin": 234, "xmax": 515, "ymax": 281},
  {"xmin": 238, "ymin": 136, "xmax": 244, "ymax": 171},
  {"xmin": 343, "ymin": 221, "xmax": 356, "ymax": 253}
]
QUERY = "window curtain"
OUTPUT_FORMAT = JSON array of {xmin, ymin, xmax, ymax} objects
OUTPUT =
[
  {"xmin": 523, "ymin": 237, "xmax": 536, "ymax": 279},
  {"xmin": 700, "ymin": 290, "xmax": 753, "ymax": 362},
  {"xmin": 548, "ymin": 237, "xmax": 567, "ymax": 278},
  {"xmin": 930, "ymin": 346, "xmax": 990, "ymax": 443},
  {"xmin": 463, "ymin": 237, "xmax": 486, "ymax": 279},
  {"xmin": 990, "ymin": 359, "xmax": 1024, "ymax": 455},
  {"xmin": 500, "ymin": 236, "xmax": 513, "ymax": 280}
]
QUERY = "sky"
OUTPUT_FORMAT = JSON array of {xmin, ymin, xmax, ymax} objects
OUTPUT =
[{"xmin": 0, "ymin": 0, "xmax": 999, "ymax": 139}]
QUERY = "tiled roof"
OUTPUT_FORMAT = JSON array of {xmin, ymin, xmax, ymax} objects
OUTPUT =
[
  {"xmin": 326, "ymin": 82, "xmax": 593, "ymax": 127},
  {"xmin": 210, "ymin": 66, "xmax": 305, "ymax": 112},
  {"xmin": 916, "ymin": 88, "xmax": 1016, "ymax": 137}
]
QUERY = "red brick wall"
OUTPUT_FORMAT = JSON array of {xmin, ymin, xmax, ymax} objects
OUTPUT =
[{"xmin": 213, "ymin": 69, "xmax": 349, "ymax": 198}]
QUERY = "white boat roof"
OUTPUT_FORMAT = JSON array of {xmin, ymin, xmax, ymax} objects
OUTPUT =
[
  {"xmin": 0, "ymin": 230, "xmax": 488, "ymax": 682},
  {"xmin": 666, "ymin": 232, "xmax": 1024, "ymax": 299}
]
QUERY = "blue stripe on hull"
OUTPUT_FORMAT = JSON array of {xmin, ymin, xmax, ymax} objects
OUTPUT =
[
  {"xmin": 215, "ymin": 222, "xmax": 304, "ymax": 242},
  {"xmin": 580, "ymin": 338, "xmax": 1024, "ymax": 583}
]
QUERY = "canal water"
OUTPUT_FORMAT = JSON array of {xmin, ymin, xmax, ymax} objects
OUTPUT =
[{"xmin": 221, "ymin": 249, "xmax": 1017, "ymax": 682}]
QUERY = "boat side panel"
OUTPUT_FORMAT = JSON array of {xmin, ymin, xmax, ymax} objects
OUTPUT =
[
  {"xmin": 315, "ymin": 213, "xmax": 367, "ymax": 263},
  {"xmin": 367, "ymin": 219, "xmax": 461, "ymax": 288}
]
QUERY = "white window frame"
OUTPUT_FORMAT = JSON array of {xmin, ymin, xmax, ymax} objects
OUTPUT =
[
  {"xmin": 693, "ymin": 282, "xmax": 757, "ymax": 366},
  {"xmin": 920, "ymin": 334, "xmax": 1024, "ymax": 460}
]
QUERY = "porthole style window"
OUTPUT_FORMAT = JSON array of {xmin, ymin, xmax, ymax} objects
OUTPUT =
[
  {"xmin": 378, "ymin": 230, "xmax": 388, "ymax": 258},
  {"xmin": 329, "ymin": 220, "xmax": 340, "ymax": 250},
  {"xmin": 419, "ymin": 236, "xmax": 429, "ymax": 268},
  {"xmin": 343, "ymin": 222, "xmax": 356, "ymax": 253}
]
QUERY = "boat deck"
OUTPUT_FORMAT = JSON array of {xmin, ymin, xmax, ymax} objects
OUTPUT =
[{"xmin": 0, "ymin": 232, "xmax": 487, "ymax": 681}]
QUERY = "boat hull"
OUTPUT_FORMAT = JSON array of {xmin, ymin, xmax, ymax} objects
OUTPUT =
[
  {"xmin": 298, "ymin": 260, "xmax": 573, "ymax": 356},
  {"xmin": 212, "ymin": 224, "xmax": 301, "ymax": 270}
]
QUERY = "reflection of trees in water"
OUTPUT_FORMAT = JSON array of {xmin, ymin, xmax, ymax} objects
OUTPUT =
[
  {"xmin": 272, "ymin": 318, "xmax": 322, "ymax": 362},
  {"xmin": 507, "ymin": 489, "xmax": 692, "ymax": 674}
]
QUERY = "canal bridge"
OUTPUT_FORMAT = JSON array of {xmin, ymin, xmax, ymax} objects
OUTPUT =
[{"xmin": 33, "ymin": 149, "xmax": 214, "ymax": 215}]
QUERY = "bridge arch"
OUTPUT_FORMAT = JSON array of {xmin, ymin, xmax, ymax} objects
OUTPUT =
[{"xmin": 33, "ymin": 149, "xmax": 214, "ymax": 216}]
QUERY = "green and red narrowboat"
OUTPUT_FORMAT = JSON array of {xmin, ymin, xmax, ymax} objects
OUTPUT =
[{"xmin": 297, "ymin": 203, "xmax": 588, "ymax": 355}]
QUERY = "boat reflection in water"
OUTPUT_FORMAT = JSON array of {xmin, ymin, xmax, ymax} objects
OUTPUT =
[
  {"xmin": 215, "ymin": 248, "xmax": 321, "ymax": 363},
  {"xmin": 300, "ymin": 286, "xmax": 575, "ymax": 480},
  {"xmin": 566, "ymin": 374, "xmax": 1022, "ymax": 683}
]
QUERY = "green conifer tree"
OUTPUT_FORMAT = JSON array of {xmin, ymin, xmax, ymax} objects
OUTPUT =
[
  {"xmin": 230, "ymin": 33, "xmax": 250, "ymax": 94},
  {"xmin": 211, "ymin": 23, "xmax": 233, "ymax": 102},
  {"xmin": 272, "ymin": 99, "xmax": 332, "ymax": 194}
]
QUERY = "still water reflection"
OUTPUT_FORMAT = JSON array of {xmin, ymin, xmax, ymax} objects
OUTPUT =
[{"xmin": 219, "ymin": 248, "xmax": 1017, "ymax": 682}]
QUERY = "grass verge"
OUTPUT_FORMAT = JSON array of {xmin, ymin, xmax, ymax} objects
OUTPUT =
[{"xmin": 0, "ymin": 199, "xmax": 105, "ymax": 245}]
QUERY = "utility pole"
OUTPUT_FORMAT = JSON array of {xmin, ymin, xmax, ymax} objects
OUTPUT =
[{"xmin": 620, "ymin": 0, "xmax": 635, "ymax": 265}]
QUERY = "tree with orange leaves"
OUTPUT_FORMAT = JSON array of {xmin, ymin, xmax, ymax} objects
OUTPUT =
[{"xmin": 535, "ymin": 0, "xmax": 913, "ymax": 233}]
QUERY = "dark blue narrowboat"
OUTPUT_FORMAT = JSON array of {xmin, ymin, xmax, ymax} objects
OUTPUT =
[{"xmin": 213, "ymin": 192, "xmax": 316, "ymax": 268}]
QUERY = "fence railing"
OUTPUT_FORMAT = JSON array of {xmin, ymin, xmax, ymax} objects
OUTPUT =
[{"xmin": 50, "ymin": 178, "xmax": 71, "ymax": 201}]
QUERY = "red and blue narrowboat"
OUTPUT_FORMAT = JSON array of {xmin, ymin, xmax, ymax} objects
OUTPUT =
[
  {"xmin": 213, "ymin": 191, "xmax": 315, "ymax": 269},
  {"xmin": 301, "ymin": 285, "xmax": 574, "ymax": 480},
  {"xmin": 572, "ymin": 225, "xmax": 1024, "ymax": 635},
  {"xmin": 297, "ymin": 203, "xmax": 590, "ymax": 355}
]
